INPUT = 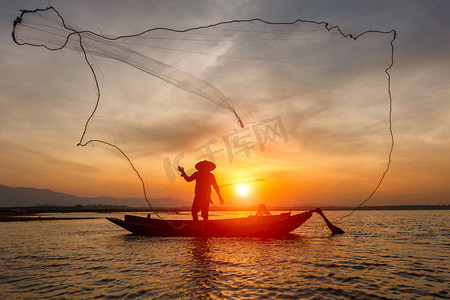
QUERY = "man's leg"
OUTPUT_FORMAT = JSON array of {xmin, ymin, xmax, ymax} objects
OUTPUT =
[
  {"xmin": 191, "ymin": 198, "xmax": 200, "ymax": 221},
  {"xmin": 201, "ymin": 197, "xmax": 211, "ymax": 221},
  {"xmin": 191, "ymin": 207, "xmax": 199, "ymax": 221}
]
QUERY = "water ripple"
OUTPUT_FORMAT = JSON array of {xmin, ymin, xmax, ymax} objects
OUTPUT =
[{"xmin": 0, "ymin": 211, "xmax": 449, "ymax": 299}]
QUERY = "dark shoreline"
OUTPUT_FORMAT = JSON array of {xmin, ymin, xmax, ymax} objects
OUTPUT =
[
  {"xmin": 0, "ymin": 216, "xmax": 99, "ymax": 222},
  {"xmin": 1, "ymin": 204, "xmax": 448, "ymax": 213},
  {"xmin": 1, "ymin": 204, "xmax": 447, "ymax": 222}
]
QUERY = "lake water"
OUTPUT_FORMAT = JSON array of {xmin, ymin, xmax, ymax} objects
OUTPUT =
[{"xmin": 0, "ymin": 210, "xmax": 448, "ymax": 299}]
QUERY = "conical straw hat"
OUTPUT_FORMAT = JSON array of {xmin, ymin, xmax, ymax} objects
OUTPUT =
[{"xmin": 195, "ymin": 160, "xmax": 216, "ymax": 171}]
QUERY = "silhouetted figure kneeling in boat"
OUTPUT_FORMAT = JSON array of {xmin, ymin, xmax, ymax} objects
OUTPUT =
[{"xmin": 178, "ymin": 160, "xmax": 224, "ymax": 221}]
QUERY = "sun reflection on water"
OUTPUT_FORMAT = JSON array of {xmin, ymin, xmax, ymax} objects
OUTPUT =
[{"xmin": 0, "ymin": 211, "xmax": 448, "ymax": 299}]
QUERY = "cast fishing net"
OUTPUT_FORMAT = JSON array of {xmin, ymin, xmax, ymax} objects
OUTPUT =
[{"xmin": 12, "ymin": 7, "xmax": 395, "ymax": 219}]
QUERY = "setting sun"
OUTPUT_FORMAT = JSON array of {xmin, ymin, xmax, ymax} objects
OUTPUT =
[{"xmin": 237, "ymin": 184, "xmax": 249, "ymax": 196}]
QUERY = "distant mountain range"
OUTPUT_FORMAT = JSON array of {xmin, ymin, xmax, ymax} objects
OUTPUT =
[{"xmin": 0, "ymin": 184, "xmax": 189, "ymax": 208}]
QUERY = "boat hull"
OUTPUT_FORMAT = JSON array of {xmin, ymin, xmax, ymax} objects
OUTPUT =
[{"xmin": 107, "ymin": 212, "xmax": 313, "ymax": 237}]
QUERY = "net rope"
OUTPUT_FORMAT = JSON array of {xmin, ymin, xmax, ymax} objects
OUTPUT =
[{"xmin": 12, "ymin": 6, "xmax": 396, "ymax": 222}]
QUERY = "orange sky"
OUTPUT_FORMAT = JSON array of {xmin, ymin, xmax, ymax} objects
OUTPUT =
[{"xmin": 1, "ymin": 1, "xmax": 449, "ymax": 207}]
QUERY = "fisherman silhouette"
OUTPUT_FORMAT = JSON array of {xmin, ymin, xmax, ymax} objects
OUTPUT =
[{"xmin": 178, "ymin": 160, "xmax": 224, "ymax": 221}]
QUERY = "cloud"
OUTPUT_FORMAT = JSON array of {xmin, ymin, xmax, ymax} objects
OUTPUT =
[{"xmin": 1, "ymin": 0, "xmax": 449, "ymax": 205}]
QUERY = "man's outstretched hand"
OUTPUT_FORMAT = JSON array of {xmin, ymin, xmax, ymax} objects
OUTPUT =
[{"xmin": 177, "ymin": 166, "xmax": 186, "ymax": 176}]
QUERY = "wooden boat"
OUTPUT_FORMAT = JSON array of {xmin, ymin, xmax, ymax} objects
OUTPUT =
[{"xmin": 107, "ymin": 211, "xmax": 314, "ymax": 237}]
